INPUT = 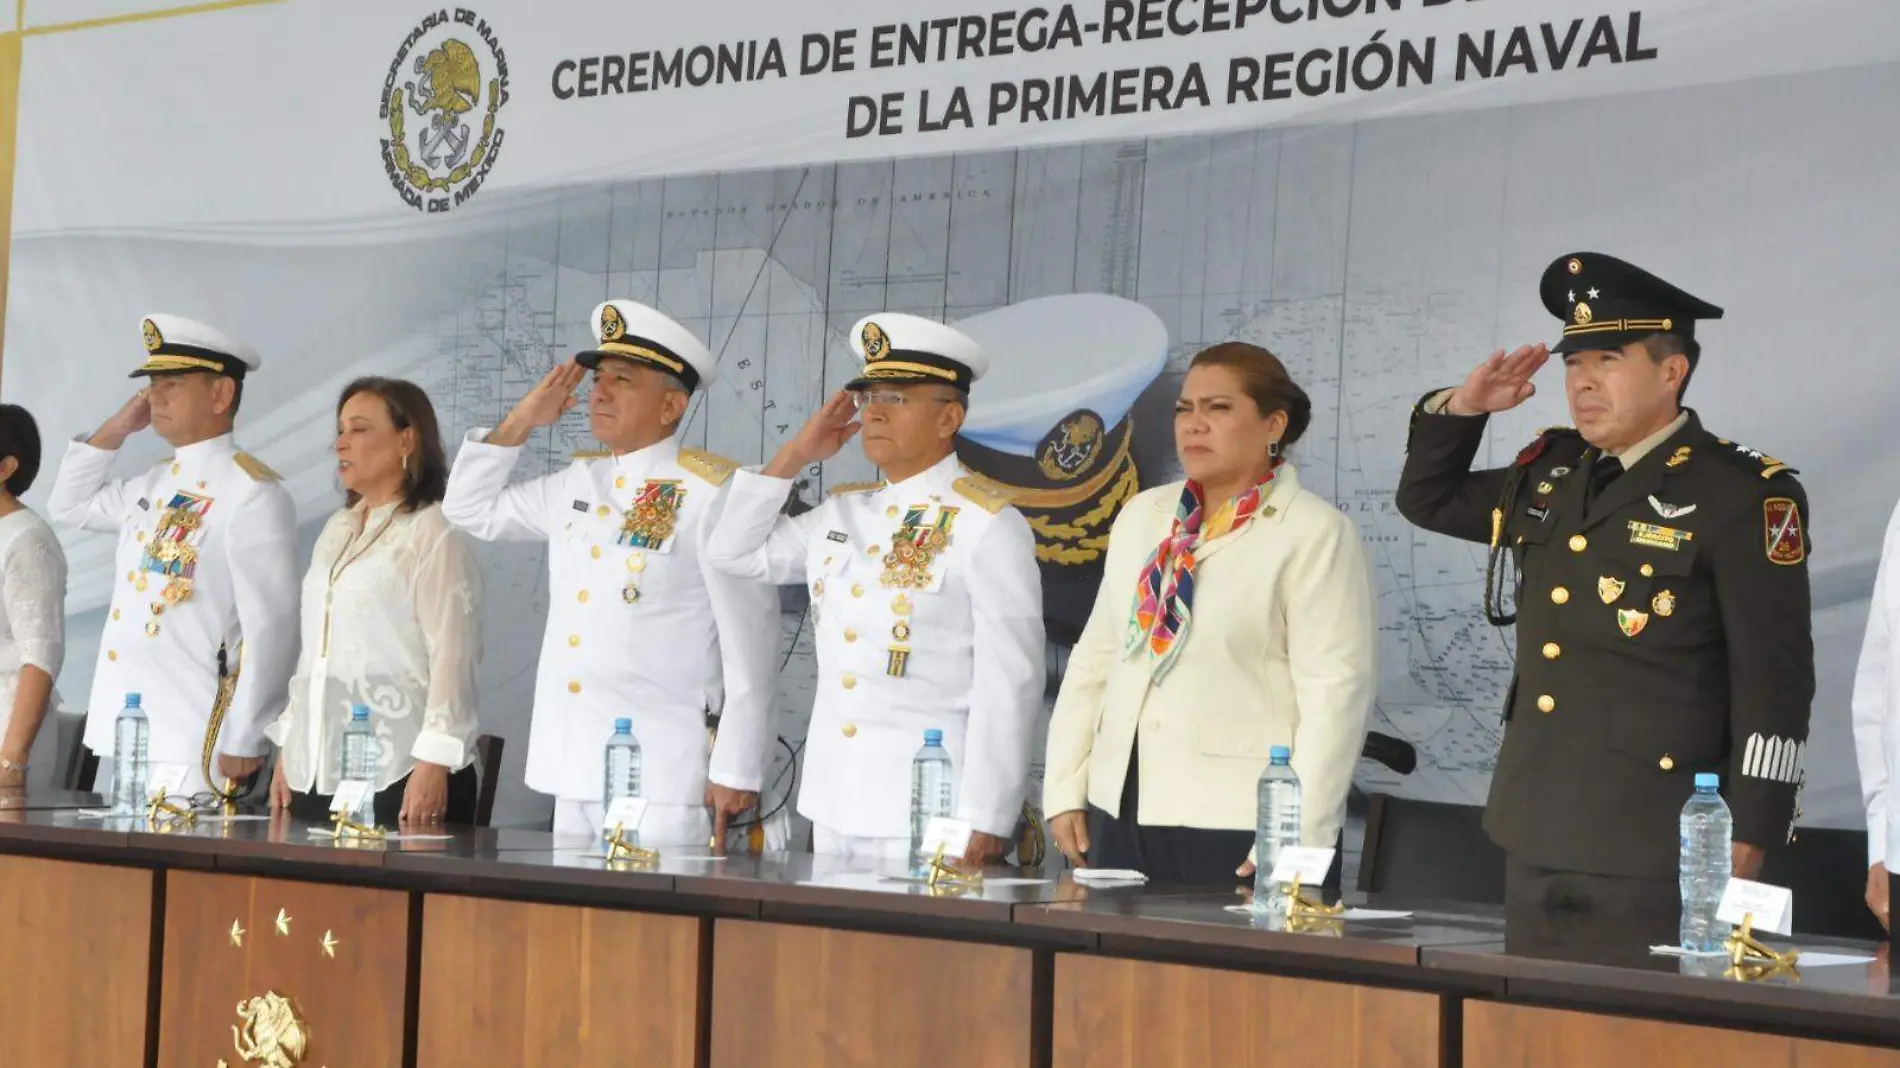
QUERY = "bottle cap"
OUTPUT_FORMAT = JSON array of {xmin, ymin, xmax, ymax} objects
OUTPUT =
[
  {"xmin": 125, "ymin": 693, "xmax": 141, "ymax": 707},
  {"xmin": 924, "ymin": 729, "xmax": 943, "ymax": 745},
  {"xmin": 1694, "ymin": 772, "xmax": 1719, "ymax": 789},
  {"xmin": 350, "ymin": 704, "xmax": 370, "ymax": 721},
  {"xmin": 1269, "ymin": 745, "xmax": 1291, "ymax": 761},
  {"xmin": 614, "ymin": 717, "xmax": 632, "ymax": 732}
]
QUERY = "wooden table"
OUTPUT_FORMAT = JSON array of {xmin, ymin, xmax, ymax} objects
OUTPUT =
[{"xmin": 0, "ymin": 805, "xmax": 1895, "ymax": 1068}]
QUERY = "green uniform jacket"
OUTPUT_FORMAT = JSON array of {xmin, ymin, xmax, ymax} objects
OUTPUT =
[{"xmin": 1397, "ymin": 401, "xmax": 1813, "ymax": 878}]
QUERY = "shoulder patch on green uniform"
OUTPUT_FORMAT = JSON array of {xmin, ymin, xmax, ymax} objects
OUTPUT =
[
  {"xmin": 953, "ymin": 473, "xmax": 1015, "ymax": 514},
  {"xmin": 827, "ymin": 481, "xmax": 885, "ymax": 498},
  {"xmin": 1713, "ymin": 438, "xmax": 1798, "ymax": 480},
  {"xmin": 570, "ymin": 448, "xmax": 612, "ymax": 461},
  {"xmin": 233, "ymin": 451, "xmax": 279, "ymax": 482},
  {"xmin": 678, "ymin": 446, "xmax": 737, "ymax": 486}
]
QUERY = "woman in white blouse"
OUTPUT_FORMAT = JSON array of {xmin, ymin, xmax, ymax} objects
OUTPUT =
[
  {"xmin": 0, "ymin": 406, "xmax": 66, "ymax": 791},
  {"xmin": 1042, "ymin": 342, "xmax": 1376, "ymax": 886},
  {"xmin": 268, "ymin": 378, "xmax": 482, "ymax": 825}
]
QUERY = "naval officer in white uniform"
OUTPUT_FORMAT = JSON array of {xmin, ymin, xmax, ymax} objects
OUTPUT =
[
  {"xmin": 706, "ymin": 313, "xmax": 1045, "ymax": 867},
  {"xmin": 49, "ymin": 314, "xmax": 299, "ymax": 798},
  {"xmin": 442, "ymin": 299, "xmax": 780, "ymax": 845}
]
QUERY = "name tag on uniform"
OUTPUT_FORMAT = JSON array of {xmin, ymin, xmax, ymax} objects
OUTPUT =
[
  {"xmin": 1267, "ymin": 846, "xmax": 1336, "ymax": 889},
  {"xmin": 572, "ymin": 500, "xmax": 590, "ymax": 513},
  {"xmin": 1526, "ymin": 506, "xmax": 1549, "ymax": 522},
  {"xmin": 921, "ymin": 816, "xmax": 974, "ymax": 860},
  {"xmin": 1717, "ymin": 878, "xmax": 1793, "ymax": 936},
  {"xmin": 826, "ymin": 530, "xmax": 848, "ymax": 543},
  {"xmin": 137, "ymin": 498, "xmax": 150, "ymax": 511},
  {"xmin": 1628, "ymin": 521, "xmax": 1693, "ymax": 551}
]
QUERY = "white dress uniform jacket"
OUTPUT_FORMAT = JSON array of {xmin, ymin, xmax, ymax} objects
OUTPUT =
[
  {"xmin": 1042, "ymin": 465, "xmax": 1376, "ymax": 849},
  {"xmin": 49, "ymin": 433, "xmax": 299, "ymax": 793},
  {"xmin": 706, "ymin": 453, "xmax": 1046, "ymax": 840},
  {"xmin": 442, "ymin": 432, "xmax": 779, "ymax": 842},
  {"xmin": 1853, "ymin": 496, "xmax": 1900, "ymax": 870}
]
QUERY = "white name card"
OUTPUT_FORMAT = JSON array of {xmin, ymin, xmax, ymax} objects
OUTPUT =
[
  {"xmin": 147, "ymin": 763, "xmax": 189, "ymax": 800},
  {"xmin": 329, "ymin": 779, "xmax": 373, "ymax": 815},
  {"xmin": 1716, "ymin": 878, "xmax": 1793, "ymax": 937},
  {"xmin": 921, "ymin": 816, "xmax": 974, "ymax": 860},
  {"xmin": 1266, "ymin": 846, "xmax": 1336, "ymax": 889},
  {"xmin": 605, "ymin": 795, "xmax": 649, "ymax": 833}
]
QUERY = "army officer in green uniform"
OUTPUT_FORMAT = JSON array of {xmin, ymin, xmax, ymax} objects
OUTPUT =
[{"xmin": 1397, "ymin": 252, "xmax": 1813, "ymax": 931}]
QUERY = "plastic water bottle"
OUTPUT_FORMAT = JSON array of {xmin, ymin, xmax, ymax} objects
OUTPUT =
[
  {"xmin": 338, "ymin": 704, "xmax": 380, "ymax": 822},
  {"xmin": 1253, "ymin": 746, "xmax": 1303, "ymax": 913},
  {"xmin": 1679, "ymin": 772, "xmax": 1733, "ymax": 952},
  {"xmin": 909, "ymin": 729, "xmax": 955, "ymax": 873},
  {"xmin": 603, "ymin": 717, "xmax": 642, "ymax": 843},
  {"xmin": 110, "ymin": 693, "xmax": 149, "ymax": 814}
]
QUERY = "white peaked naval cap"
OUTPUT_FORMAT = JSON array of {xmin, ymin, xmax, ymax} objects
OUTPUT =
[
  {"xmin": 579, "ymin": 299, "xmax": 716, "ymax": 391},
  {"xmin": 133, "ymin": 314, "xmax": 261, "ymax": 379},
  {"xmin": 846, "ymin": 312, "xmax": 988, "ymax": 392}
]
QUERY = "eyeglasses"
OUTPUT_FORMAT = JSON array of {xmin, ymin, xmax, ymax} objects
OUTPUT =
[{"xmin": 851, "ymin": 390, "xmax": 950, "ymax": 410}]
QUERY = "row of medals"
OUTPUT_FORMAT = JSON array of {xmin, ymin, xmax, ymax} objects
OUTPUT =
[
  {"xmin": 615, "ymin": 496, "xmax": 675, "ymax": 603},
  {"xmin": 136, "ymin": 509, "xmax": 201, "ymax": 638}
]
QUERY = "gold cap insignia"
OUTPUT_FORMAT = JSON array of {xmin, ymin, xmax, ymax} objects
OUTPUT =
[
  {"xmin": 142, "ymin": 318, "xmax": 163, "ymax": 353},
  {"xmin": 600, "ymin": 304, "xmax": 626, "ymax": 343},
  {"xmin": 1573, "ymin": 302, "xmax": 1593, "ymax": 326},
  {"xmin": 861, "ymin": 321, "xmax": 889, "ymax": 361},
  {"xmin": 1567, "ymin": 257, "xmax": 1584, "ymax": 275}
]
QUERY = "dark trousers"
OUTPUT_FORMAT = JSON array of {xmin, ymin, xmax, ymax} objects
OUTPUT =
[
  {"xmin": 1085, "ymin": 744, "xmax": 1341, "ymax": 890},
  {"xmin": 289, "ymin": 764, "xmax": 479, "ymax": 827},
  {"xmin": 1504, "ymin": 856, "xmax": 1679, "ymax": 965}
]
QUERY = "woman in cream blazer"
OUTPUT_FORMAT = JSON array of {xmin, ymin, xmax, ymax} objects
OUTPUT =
[{"xmin": 1043, "ymin": 342, "xmax": 1376, "ymax": 885}]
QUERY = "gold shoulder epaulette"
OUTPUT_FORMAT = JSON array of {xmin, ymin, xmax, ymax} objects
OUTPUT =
[
  {"xmin": 953, "ymin": 473, "xmax": 1015, "ymax": 515},
  {"xmin": 233, "ymin": 451, "xmax": 279, "ymax": 482},
  {"xmin": 678, "ymin": 446, "xmax": 738, "ymax": 486},
  {"xmin": 570, "ymin": 448, "xmax": 611, "ymax": 461},
  {"xmin": 827, "ymin": 480, "xmax": 885, "ymax": 498}
]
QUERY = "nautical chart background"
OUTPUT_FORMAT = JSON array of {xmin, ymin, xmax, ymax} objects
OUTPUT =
[{"xmin": 11, "ymin": 59, "xmax": 1895, "ymax": 830}]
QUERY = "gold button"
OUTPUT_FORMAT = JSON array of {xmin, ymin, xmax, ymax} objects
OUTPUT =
[
  {"xmin": 1640, "ymin": 564, "xmax": 1654, "ymax": 577},
  {"xmin": 813, "ymin": 581, "xmax": 825, "ymax": 597},
  {"xmin": 1542, "ymin": 643, "xmax": 1560, "ymax": 660},
  {"xmin": 842, "ymin": 673, "xmax": 857, "ymax": 690},
  {"xmin": 616, "ymin": 476, "xmax": 627, "ymax": 489},
  {"xmin": 107, "ymin": 650, "xmax": 118, "ymax": 662},
  {"xmin": 578, "ymin": 590, "xmax": 590, "ymax": 604},
  {"xmin": 851, "ymin": 584, "xmax": 864, "ymax": 598},
  {"xmin": 170, "ymin": 464, "xmax": 180, "ymax": 475},
  {"xmin": 568, "ymin": 680, "xmax": 582, "ymax": 694},
  {"xmin": 1659, "ymin": 755, "xmax": 1675, "ymax": 771},
  {"xmin": 867, "ymin": 545, "xmax": 880, "ymax": 557},
  {"xmin": 136, "ymin": 532, "xmax": 146, "ymax": 543},
  {"xmin": 1551, "ymin": 587, "xmax": 1570, "ymax": 605},
  {"xmin": 590, "ymin": 546, "xmax": 602, "ymax": 559},
  {"xmin": 844, "ymin": 628, "xmax": 858, "ymax": 642},
  {"xmin": 126, "ymin": 570, "xmax": 135, "ymax": 583},
  {"xmin": 568, "ymin": 635, "xmax": 581, "ymax": 648},
  {"xmin": 886, "ymin": 506, "xmax": 898, "ymax": 518},
  {"xmin": 1569, "ymin": 535, "xmax": 1588, "ymax": 552},
  {"xmin": 824, "ymin": 556, "xmax": 833, "ymax": 566},
  {"xmin": 112, "ymin": 609, "xmax": 121, "ymax": 621},
  {"xmin": 1536, "ymin": 694, "xmax": 1555, "ymax": 714},
  {"xmin": 597, "ymin": 505, "xmax": 610, "ymax": 517},
  {"xmin": 842, "ymin": 722, "xmax": 858, "ymax": 738}
]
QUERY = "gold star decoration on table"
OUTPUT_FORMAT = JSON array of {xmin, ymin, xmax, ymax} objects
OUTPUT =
[
  {"xmin": 274, "ymin": 908, "xmax": 291, "ymax": 936},
  {"xmin": 229, "ymin": 920, "xmax": 244, "ymax": 947},
  {"xmin": 320, "ymin": 930, "xmax": 339, "ymax": 959}
]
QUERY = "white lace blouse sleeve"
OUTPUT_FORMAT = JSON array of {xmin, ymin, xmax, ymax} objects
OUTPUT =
[
  {"xmin": 408, "ymin": 517, "xmax": 482, "ymax": 768},
  {"xmin": 1, "ymin": 523, "xmax": 66, "ymax": 678}
]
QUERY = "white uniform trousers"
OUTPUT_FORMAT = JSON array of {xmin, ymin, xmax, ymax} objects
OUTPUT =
[
  {"xmin": 553, "ymin": 799, "xmax": 710, "ymax": 846},
  {"xmin": 810, "ymin": 823, "xmax": 911, "ymax": 862}
]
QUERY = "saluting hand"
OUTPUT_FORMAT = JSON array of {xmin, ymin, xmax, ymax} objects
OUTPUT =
[
  {"xmin": 89, "ymin": 389, "xmax": 151, "ymax": 450},
  {"xmin": 1446, "ymin": 344, "xmax": 1550, "ymax": 415},
  {"xmin": 489, "ymin": 360, "xmax": 586, "ymax": 447},
  {"xmin": 762, "ymin": 391, "xmax": 860, "ymax": 478}
]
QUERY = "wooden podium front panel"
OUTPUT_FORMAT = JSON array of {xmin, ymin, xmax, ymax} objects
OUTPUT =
[
  {"xmin": 157, "ymin": 870, "xmax": 410, "ymax": 1068},
  {"xmin": 1466, "ymin": 1002, "xmax": 1900, "ymax": 1068},
  {"xmin": 710, "ymin": 919, "xmax": 1034, "ymax": 1068},
  {"xmin": 0, "ymin": 855, "xmax": 153, "ymax": 1067},
  {"xmin": 1053, "ymin": 953, "xmax": 1440, "ymax": 1068},
  {"xmin": 416, "ymin": 894, "xmax": 704, "ymax": 1068}
]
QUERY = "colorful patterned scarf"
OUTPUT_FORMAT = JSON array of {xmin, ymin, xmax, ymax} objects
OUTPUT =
[{"xmin": 1125, "ymin": 472, "xmax": 1276, "ymax": 680}]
